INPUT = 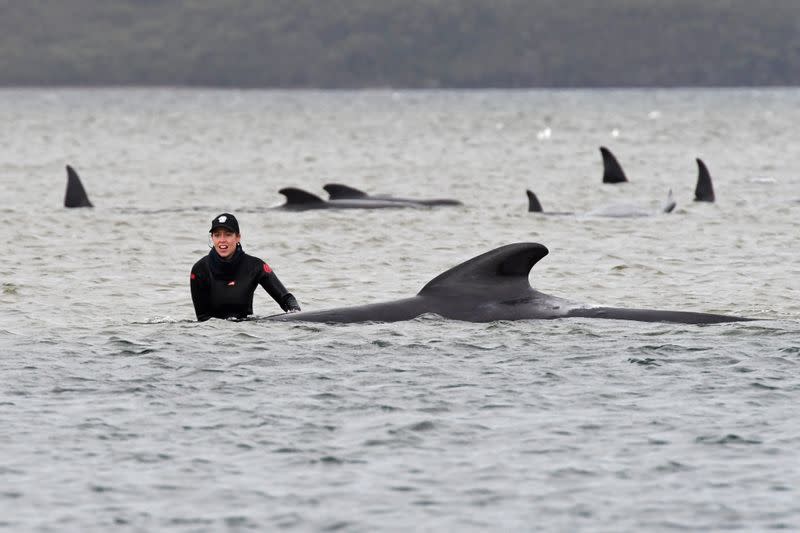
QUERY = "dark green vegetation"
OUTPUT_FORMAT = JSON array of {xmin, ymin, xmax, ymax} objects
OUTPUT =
[{"xmin": 2, "ymin": 0, "xmax": 799, "ymax": 88}]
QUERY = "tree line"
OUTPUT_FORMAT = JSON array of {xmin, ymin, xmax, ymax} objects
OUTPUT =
[{"xmin": 1, "ymin": 0, "xmax": 799, "ymax": 88}]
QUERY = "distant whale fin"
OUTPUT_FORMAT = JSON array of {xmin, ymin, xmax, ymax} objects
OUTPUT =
[
  {"xmin": 64, "ymin": 165, "xmax": 93, "ymax": 208},
  {"xmin": 418, "ymin": 242, "xmax": 548, "ymax": 297},
  {"xmin": 600, "ymin": 146, "xmax": 628, "ymax": 183},
  {"xmin": 279, "ymin": 187, "xmax": 325, "ymax": 205},
  {"xmin": 526, "ymin": 190, "xmax": 544, "ymax": 212},
  {"xmin": 662, "ymin": 189, "xmax": 676, "ymax": 213},
  {"xmin": 323, "ymin": 183, "xmax": 369, "ymax": 200},
  {"xmin": 694, "ymin": 158, "xmax": 715, "ymax": 202}
]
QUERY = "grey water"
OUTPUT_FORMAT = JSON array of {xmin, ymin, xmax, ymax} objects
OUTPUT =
[{"xmin": 1, "ymin": 88, "xmax": 799, "ymax": 531}]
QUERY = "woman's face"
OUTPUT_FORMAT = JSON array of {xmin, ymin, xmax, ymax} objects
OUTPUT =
[{"xmin": 211, "ymin": 229, "xmax": 240, "ymax": 259}]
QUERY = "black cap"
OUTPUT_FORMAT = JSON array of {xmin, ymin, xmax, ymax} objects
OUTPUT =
[{"xmin": 209, "ymin": 213, "xmax": 240, "ymax": 233}]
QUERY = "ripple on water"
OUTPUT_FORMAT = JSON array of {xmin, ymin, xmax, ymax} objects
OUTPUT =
[{"xmin": 695, "ymin": 434, "xmax": 763, "ymax": 446}]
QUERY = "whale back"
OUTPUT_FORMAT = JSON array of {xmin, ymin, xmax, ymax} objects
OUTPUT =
[
  {"xmin": 269, "ymin": 242, "xmax": 751, "ymax": 325},
  {"xmin": 325, "ymin": 183, "xmax": 462, "ymax": 206},
  {"xmin": 418, "ymin": 242, "xmax": 548, "ymax": 299},
  {"xmin": 64, "ymin": 165, "xmax": 93, "ymax": 208},
  {"xmin": 323, "ymin": 183, "xmax": 368, "ymax": 200},
  {"xmin": 694, "ymin": 158, "xmax": 715, "ymax": 202},
  {"xmin": 600, "ymin": 146, "xmax": 628, "ymax": 183}
]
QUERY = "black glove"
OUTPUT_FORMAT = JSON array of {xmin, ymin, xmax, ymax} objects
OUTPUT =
[{"xmin": 283, "ymin": 294, "xmax": 301, "ymax": 313}]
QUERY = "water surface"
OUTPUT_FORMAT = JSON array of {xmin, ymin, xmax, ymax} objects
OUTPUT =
[{"xmin": 1, "ymin": 88, "xmax": 798, "ymax": 531}]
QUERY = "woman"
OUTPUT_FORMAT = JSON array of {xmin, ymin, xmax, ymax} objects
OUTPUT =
[{"xmin": 190, "ymin": 213, "xmax": 301, "ymax": 321}]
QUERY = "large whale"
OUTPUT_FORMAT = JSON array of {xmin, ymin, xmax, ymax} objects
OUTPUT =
[
  {"xmin": 268, "ymin": 243, "xmax": 751, "ymax": 324},
  {"xmin": 64, "ymin": 165, "xmax": 93, "ymax": 208},
  {"xmin": 694, "ymin": 158, "xmax": 715, "ymax": 202},
  {"xmin": 276, "ymin": 187, "xmax": 421, "ymax": 210},
  {"xmin": 323, "ymin": 183, "xmax": 463, "ymax": 206},
  {"xmin": 601, "ymin": 146, "xmax": 628, "ymax": 183},
  {"xmin": 526, "ymin": 190, "xmax": 676, "ymax": 217}
]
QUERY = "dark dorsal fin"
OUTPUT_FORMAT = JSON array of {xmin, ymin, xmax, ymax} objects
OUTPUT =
[
  {"xmin": 526, "ymin": 190, "xmax": 543, "ymax": 212},
  {"xmin": 600, "ymin": 146, "xmax": 628, "ymax": 183},
  {"xmin": 662, "ymin": 189, "xmax": 676, "ymax": 213},
  {"xmin": 323, "ymin": 183, "xmax": 368, "ymax": 200},
  {"xmin": 418, "ymin": 243, "xmax": 548, "ymax": 297},
  {"xmin": 694, "ymin": 158, "xmax": 715, "ymax": 202},
  {"xmin": 64, "ymin": 165, "xmax": 93, "ymax": 208},
  {"xmin": 279, "ymin": 187, "xmax": 325, "ymax": 205}
]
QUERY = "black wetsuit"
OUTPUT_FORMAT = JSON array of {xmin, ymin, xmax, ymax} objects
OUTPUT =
[{"xmin": 190, "ymin": 245, "xmax": 300, "ymax": 321}]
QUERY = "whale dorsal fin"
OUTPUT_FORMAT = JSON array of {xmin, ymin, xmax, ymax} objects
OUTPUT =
[
  {"xmin": 600, "ymin": 146, "xmax": 628, "ymax": 183},
  {"xmin": 418, "ymin": 243, "xmax": 548, "ymax": 297},
  {"xmin": 526, "ymin": 190, "xmax": 544, "ymax": 212},
  {"xmin": 323, "ymin": 183, "xmax": 368, "ymax": 200},
  {"xmin": 279, "ymin": 187, "xmax": 325, "ymax": 205},
  {"xmin": 694, "ymin": 158, "xmax": 715, "ymax": 202},
  {"xmin": 64, "ymin": 165, "xmax": 93, "ymax": 208},
  {"xmin": 662, "ymin": 189, "xmax": 676, "ymax": 213}
]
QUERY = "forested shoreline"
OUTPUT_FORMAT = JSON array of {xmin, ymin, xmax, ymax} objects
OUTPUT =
[{"xmin": 1, "ymin": 0, "xmax": 799, "ymax": 88}]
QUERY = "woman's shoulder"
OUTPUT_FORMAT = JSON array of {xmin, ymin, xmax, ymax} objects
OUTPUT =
[
  {"xmin": 241, "ymin": 252, "xmax": 272, "ymax": 272},
  {"xmin": 244, "ymin": 251, "xmax": 266, "ymax": 262},
  {"xmin": 191, "ymin": 254, "xmax": 210, "ymax": 271}
]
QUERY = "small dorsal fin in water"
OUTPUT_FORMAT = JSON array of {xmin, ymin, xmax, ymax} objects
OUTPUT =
[
  {"xmin": 600, "ymin": 146, "xmax": 628, "ymax": 183},
  {"xmin": 278, "ymin": 187, "xmax": 326, "ymax": 205},
  {"xmin": 323, "ymin": 183, "xmax": 368, "ymax": 200},
  {"xmin": 662, "ymin": 189, "xmax": 676, "ymax": 213},
  {"xmin": 526, "ymin": 190, "xmax": 544, "ymax": 212},
  {"xmin": 694, "ymin": 158, "xmax": 715, "ymax": 202},
  {"xmin": 64, "ymin": 165, "xmax": 93, "ymax": 208},
  {"xmin": 418, "ymin": 242, "xmax": 549, "ymax": 297}
]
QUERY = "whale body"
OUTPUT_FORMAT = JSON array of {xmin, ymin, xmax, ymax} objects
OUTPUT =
[
  {"xmin": 269, "ymin": 243, "xmax": 751, "ymax": 324},
  {"xmin": 276, "ymin": 187, "xmax": 420, "ymax": 210},
  {"xmin": 526, "ymin": 190, "xmax": 675, "ymax": 217},
  {"xmin": 323, "ymin": 183, "xmax": 462, "ymax": 206}
]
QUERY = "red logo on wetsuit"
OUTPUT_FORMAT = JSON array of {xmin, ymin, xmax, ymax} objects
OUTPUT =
[
  {"xmin": 263, "ymin": 263, "xmax": 273, "ymax": 274},
  {"xmin": 227, "ymin": 281, "xmax": 236, "ymax": 286},
  {"xmin": 190, "ymin": 273, "xmax": 196, "ymax": 280}
]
